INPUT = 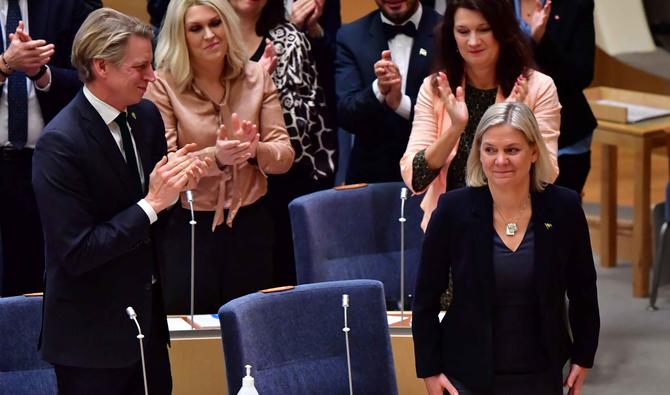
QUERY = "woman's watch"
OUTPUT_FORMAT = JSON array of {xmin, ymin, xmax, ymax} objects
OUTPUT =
[{"xmin": 28, "ymin": 65, "xmax": 48, "ymax": 81}]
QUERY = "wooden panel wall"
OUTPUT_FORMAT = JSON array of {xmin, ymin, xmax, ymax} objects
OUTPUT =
[{"xmin": 102, "ymin": 0, "xmax": 149, "ymax": 22}]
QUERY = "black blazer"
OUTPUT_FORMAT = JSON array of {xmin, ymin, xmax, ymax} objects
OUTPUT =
[
  {"xmin": 0, "ymin": 0, "xmax": 99, "ymax": 124},
  {"xmin": 335, "ymin": 7, "xmax": 440, "ymax": 183},
  {"xmin": 412, "ymin": 185, "xmax": 599, "ymax": 391},
  {"xmin": 532, "ymin": 0, "xmax": 597, "ymax": 148},
  {"xmin": 33, "ymin": 91, "xmax": 169, "ymax": 368}
]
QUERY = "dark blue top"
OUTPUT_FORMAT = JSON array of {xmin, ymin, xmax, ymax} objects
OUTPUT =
[{"xmin": 492, "ymin": 222, "xmax": 549, "ymax": 373}]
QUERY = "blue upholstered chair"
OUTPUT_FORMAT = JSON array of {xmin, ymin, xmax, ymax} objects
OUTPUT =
[
  {"xmin": 0, "ymin": 295, "xmax": 56, "ymax": 394},
  {"xmin": 288, "ymin": 182, "xmax": 424, "ymax": 307},
  {"xmin": 218, "ymin": 280, "xmax": 398, "ymax": 395},
  {"xmin": 649, "ymin": 183, "xmax": 670, "ymax": 309}
]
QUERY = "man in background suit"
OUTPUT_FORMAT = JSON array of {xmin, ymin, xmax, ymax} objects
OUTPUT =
[
  {"xmin": 32, "ymin": 8, "xmax": 208, "ymax": 394},
  {"xmin": 0, "ymin": 0, "xmax": 100, "ymax": 297},
  {"xmin": 335, "ymin": 0, "xmax": 439, "ymax": 184}
]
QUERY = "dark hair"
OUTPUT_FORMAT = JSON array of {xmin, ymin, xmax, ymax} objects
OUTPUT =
[
  {"xmin": 255, "ymin": 0, "xmax": 286, "ymax": 35},
  {"xmin": 433, "ymin": 0, "xmax": 534, "ymax": 97}
]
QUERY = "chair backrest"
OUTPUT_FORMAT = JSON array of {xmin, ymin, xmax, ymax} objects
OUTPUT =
[
  {"xmin": 219, "ymin": 280, "xmax": 398, "ymax": 395},
  {"xmin": 289, "ymin": 182, "xmax": 424, "ymax": 306},
  {"xmin": 0, "ymin": 295, "xmax": 56, "ymax": 394}
]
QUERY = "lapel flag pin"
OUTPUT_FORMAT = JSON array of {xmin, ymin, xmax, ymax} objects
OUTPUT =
[
  {"xmin": 544, "ymin": 223, "xmax": 553, "ymax": 230},
  {"xmin": 419, "ymin": 48, "xmax": 427, "ymax": 56}
]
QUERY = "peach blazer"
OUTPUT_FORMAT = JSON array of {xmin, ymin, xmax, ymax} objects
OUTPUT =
[
  {"xmin": 400, "ymin": 70, "xmax": 561, "ymax": 230},
  {"xmin": 146, "ymin": 62, "xmax": 294, "ymax": 230}
]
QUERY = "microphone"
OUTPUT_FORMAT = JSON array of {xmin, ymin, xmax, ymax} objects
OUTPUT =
[
  {"xmin": 126, "ymin": 306, "xmax": 149, "ymax": 395},
  {"xmin": 185, "ymin": 190, "xmax": 196, "ymax": 225},
  {"xmin": 342, "ymin": 294, "xmax": 353, "ymax": 395},
  {"xmin": 398, "ymin": 187, "xmax": 408, "ymax": 321},
  {"xmin": 184, "ymin": 190, "xmax": 197, "ymax": 327},
  {"xmin": 125, "ymin": 306, "xmax": 137, "ymax": 319}
]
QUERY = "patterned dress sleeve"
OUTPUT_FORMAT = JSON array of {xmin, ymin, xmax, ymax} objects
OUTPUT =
[
  {"xmin": 269, "ymin": 23, "xmax": 336, "ymax": 180},
  {"xmin": 412, "ymin": 149, "xmax": 441, "ymax": 192}
]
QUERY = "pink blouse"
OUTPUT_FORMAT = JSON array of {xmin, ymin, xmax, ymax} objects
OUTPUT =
[{"xmin": 146, "ymin": 62, "xmax": 294, "ymax": 229}]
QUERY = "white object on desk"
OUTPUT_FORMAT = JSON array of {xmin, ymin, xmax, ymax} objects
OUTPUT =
[
  {"xmin": 237, "ymin": 364, "xmax": 260, "ymax": 395},
  {"xmin": 596, "ymin": 99, "xmax": 670, "ymax": 123}
]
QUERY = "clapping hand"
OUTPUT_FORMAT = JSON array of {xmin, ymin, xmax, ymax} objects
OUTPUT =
[
  {"xmin": 290, "ymin": 0, "xmax": 324, "ymax": 35},
  {"xmin": 146, "ymin": 143, "xmax": 210, "ymax": 213},
  {"xmin": 375, "ymin": 50, "xmax": 402, "ymax": 109},
  {"xmin": 258, "ymin": 38, "xmax": 277, "ymax": 75},
  {"xmin": 436, "ymin": 71, "xmax": 468, "ymax": 131},
  {"xmin": 4, "ymin": 21, "xmax": 54, "ymax": 77},
  {"xmin": 214, "ymin": 113, "xmax": 259, "ymax": 167},
  {"xmin": 505, "ymin": 74, "xmax": 528, "ymax": 103},
  {"xmin": 528, "ymin": 0, "xmax": 552, "ymax": 43}
]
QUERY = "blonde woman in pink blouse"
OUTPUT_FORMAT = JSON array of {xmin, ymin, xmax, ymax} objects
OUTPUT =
[
  {"xmin": 145, "ymin": 0, "xmax": 294, "ymax": 314},
  {"xmin": 400, "ymin": 0, "xmax": 560, "ymax": 230}
]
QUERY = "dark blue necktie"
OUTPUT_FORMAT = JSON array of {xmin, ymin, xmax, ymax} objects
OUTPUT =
[
  {"xmin": 6, "ymin": 0, "xmax": 27, "ymax": 149},
  {"xmin": 114, "ymin": 112, "xmax": 143, "ymax": 196}
]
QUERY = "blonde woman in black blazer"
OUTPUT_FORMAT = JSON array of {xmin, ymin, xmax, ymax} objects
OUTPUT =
[{"xmin": 412, "ymin": 102, "xmax": 599, "ymax": 395}]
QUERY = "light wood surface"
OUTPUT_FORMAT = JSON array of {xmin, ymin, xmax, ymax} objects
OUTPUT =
[
  {"xmin": 102, "ymin": 0, "xmax": 149, "ymax": 22},
  {"xmin": 585, "ymin": 87, "xmax": 670, "ymax": 297},
  {"xmin": 168, "ymin": 326, "xmax": 424, "ymax": 395}
]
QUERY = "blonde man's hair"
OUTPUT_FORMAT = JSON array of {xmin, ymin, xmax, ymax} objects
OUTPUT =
[
  {"xmin": 466, "ymin": 102, "xmax": 553, "ymax": 192},
  {"xmin": 71, "ymin": 8, "xmax": 153, "ymax": 82},
  {"xmin": 154, "ymin": 0, "xmax": 246, "ymax": 92}
]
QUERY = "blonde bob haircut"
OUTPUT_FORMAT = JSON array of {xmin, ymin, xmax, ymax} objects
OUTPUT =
[
  {"xmin": 466, "ymin": 102, "xmax": 553, "ymax": 192},
  {"xmin": 154, "ymin": 0, "xmax": 246, "ymax": 92},
  {"xmin": 71, "ymin": 8, "xmax": 153, "ymax": 82}
]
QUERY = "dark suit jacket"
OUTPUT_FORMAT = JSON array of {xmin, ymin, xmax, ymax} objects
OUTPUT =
[
  {"xmin": 412, "ymin": 185, "xmax": 600, "ymax": 391},
  {"xmin": 532, "ymin": 0, "xmax": 597, "ymax": 148},
  {"xmin": 0, "ymin": 0, "xmax": 99, "ymax": 124},
  {"xmin": 309, "ymin": 0, "xmax": 341, "ymax": 131},
  {"xmin": 335, "ymin": 7, "xmax": 439, "ymax": 184},
  {"xmin": 33, "ymin": 91, "xmax": 169, "ymax": 368}
]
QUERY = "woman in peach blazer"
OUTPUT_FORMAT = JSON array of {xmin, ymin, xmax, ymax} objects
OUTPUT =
[{"xmin": 400, "ymin": 0, "xmax": 560, "ymax": 230}]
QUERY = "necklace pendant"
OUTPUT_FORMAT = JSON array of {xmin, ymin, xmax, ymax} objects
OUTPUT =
[{"xmin": 505, "ymin": 222, "xmax": 518, "ymax": 236}]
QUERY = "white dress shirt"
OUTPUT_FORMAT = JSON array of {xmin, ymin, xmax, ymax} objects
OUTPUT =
[
  {"xmin": 372, "ymin": 3, "xmax": 423, "ymax": 120},
  {"xmin": 435, "ymin": 0, "xmax": 447, "ymax": 15},
  {"xmin": 82, "ymin": 85, "xmax": 157, "ymax": 224},
  {"xmin": 0, "ymin": 0, "xmax": 52, "ymax": 148}
]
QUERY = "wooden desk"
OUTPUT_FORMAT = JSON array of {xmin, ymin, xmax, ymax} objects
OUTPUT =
[
  {"xmin": 168, "ymin": 315, "xmax": 425, "ymax": 394},
  {"xmin": 588, "ymin": 89, "xmax": 670, "ymax": 297}
]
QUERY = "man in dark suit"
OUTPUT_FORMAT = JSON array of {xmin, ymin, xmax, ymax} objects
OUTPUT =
[
  {"xmin": 32, "ymin": 8, "xmax": 207, "ymax": 394},
  {"xmin": 0, "ymin": 0, "xmax": 100, "ymax": 297},
  {"xmin": 515, "ymin": 0, "xmax": 597, "ymax": 197},
  {"xmin": 335, "ymin": 0, "xmax": 439, "ymax": 184}
]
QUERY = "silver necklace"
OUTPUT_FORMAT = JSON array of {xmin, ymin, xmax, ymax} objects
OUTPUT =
[{"xmin": 494, "ymin": 196, "xmax": 530, "ymax": 237}]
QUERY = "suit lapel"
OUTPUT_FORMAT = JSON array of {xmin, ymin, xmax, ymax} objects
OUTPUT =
[
  {"xmin": 368, "ymin": 13, "xmax": 390, "ymax": 62},
  {"xmin": 471, "ymin": 187, "xmax": 495, "ymax": 305},
  {"xmin": 406, "ymin": 10, "xmax": 436, "ymax": 99},
  {"xmin": 531, "ymin": 188, "xmax": 555, "ymax": 305},
  {"xmin": 75, "ymin": 91, "xmax": 137, "ymax": 198}
]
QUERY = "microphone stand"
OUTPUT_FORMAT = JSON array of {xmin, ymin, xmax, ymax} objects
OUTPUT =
[
  {"xmin": 399, "ymin": 187, "xmax": 408, "ymax": 322},
  {"xmin": 126, "ymin": 307, "xmax": 148, "ymax": 395},
  {"xmin": 186, "ymin": 190, "xmax": 196, "ymax": 329},
  {"xmin": 342, "ymin": 294, "xmax": 354, "ymax": 395}
]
